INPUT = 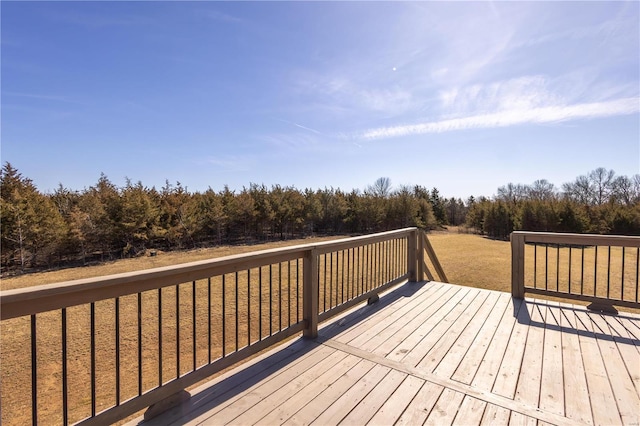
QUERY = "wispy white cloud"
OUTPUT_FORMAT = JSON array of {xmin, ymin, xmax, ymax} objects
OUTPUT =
[
  {"xmin": 359, "ymin": 97, "xmax": 639, "ymax": 140},
  {"xmin": 292, "ymin": 73, "xmax": 416, "ymax": 119},
  {"xmin": 439, "ymin": 76, "xmax": 565, "ymax": 116}
]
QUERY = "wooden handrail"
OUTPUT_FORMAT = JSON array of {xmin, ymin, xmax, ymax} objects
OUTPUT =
[{"xmin": 513, "ymin": 231, "xmax": 640, "ymax": 247}]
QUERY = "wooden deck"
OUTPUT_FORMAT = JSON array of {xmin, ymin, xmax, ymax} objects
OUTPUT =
[{"xmin": 131, "ymin": 281, "xmax": 640, "ymax": 426}]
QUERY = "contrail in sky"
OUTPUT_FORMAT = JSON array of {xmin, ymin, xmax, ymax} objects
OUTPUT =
[{"xmin": 359, "ymin": 97, "xmax": 639, "ymax": 140}]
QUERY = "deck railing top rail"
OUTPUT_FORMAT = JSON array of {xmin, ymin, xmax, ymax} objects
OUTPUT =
[{"xmin": 1, "ymin": 228, "xmax": 417, "ymax": 321}]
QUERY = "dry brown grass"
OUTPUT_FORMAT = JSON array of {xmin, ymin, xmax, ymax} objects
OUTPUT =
[
  {"xmin": 1, "ymin": 236, "xmax": 343, "ymax": 291},
  {"xmin": 1, "ymin": 231, "xmax": 637, "ymax": 425},
  {"xmin": 427, "ymin": 232, "xmax": 512, "ymax": 292}
]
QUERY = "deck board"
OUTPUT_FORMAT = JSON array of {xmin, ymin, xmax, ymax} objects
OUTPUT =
[
  {"xmin": 415, "ymin": 290, "xmax": 490, "ymax": 373},
  {"xmin": 257, "ymin": 354, "xmax": 362, "ymax": 425},
  {"xmin": 369, "ymin": 284, "xmax": 457, "ymax": 357},
  {"xmin": 366, "ymin": 374, "xmax": 424, "ymax": 425},
  {"xmin": 480, "ymin": 403, "xmax": 511, "ymax": 425},
  {"xmin": 539, "ymin": 302, "xmax": 565, "ymax": 416},
  {"xmin": 491, "ymin": 295, "xmax": 531, "ymax": 399},
  {"xmin": 574, "ymin": 309, "xmax": 622, "ymax": 426},
  {"xmin": 451, "ymin": 292, "xmax": 513, "ymax": 385},
  {"xmin": 452, "ymin": 395, "xmax": 487, "ymax": 425},
  {"xmin": 558, "ymin": 304, "xmax": 593, "ymax": 425},
  {"xmin": 128, "ymin": 281, "xmax": 640, "ymax": 426},
  {"xmin": 309, "ymin": 364, "xmax": 391, "ymax": 425},
  {"xmin": 282, "ymin": 359, "xmax": 377, "ymax": 426},
  {"xmin": 339, "ymin": 369, "xmax": 406, "ymax": 425},
  {"xmin": 432, "ymin": 291, "xmax": 501, "ymax": 379},
  {"xmin": 424, "ymin": 388, "xmax": 465, "ymax": 425}
]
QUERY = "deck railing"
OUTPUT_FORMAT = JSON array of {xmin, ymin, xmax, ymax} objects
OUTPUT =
[
  {"xmin": 0, "ymin": 228, "xmax": 440, "ymax": 426},
  {"xmin": 511, "ymin": 231, "xmax": 640, "ymax": 311}
]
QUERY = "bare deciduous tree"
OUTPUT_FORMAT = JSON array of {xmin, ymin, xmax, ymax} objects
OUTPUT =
[{"xmin": 367, "ymin": 177, "xmax": 392, "ymax": 198}]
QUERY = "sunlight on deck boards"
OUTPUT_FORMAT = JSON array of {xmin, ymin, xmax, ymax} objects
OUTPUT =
[{"xmin": 129, "ymin": 281, "xmax": 640, "ymax": 426}]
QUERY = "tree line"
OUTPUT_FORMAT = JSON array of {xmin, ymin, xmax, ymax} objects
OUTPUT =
[
  {"xmin": 2, "ymin": 163, "xmax": 638, "ymax": 274},
  {"xmin": 467, "ymin": 168, "xmax": 640, "ymax": 239},
  {"xmin": 1, "ymin": 166, "xmax": 454, "ymax": 272}
]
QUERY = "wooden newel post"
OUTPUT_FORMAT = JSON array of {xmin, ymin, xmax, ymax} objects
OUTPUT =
[
  {"xmin": 511, "ymin": 232, "xmax": 525, "ymax": 299},
  {"xmin": 417, "ymin": 230, "xmax": 425, "ymax": 282},
  {"xmin": 303, "ymin": 248, "xmax": 319, "ymax": 338},
  {"xmin": 407, "ymin": 229, "xmax": 417, "ymax": 282}
]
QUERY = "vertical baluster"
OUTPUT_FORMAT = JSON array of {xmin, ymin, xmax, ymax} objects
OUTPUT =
[
  {"xmin": 636, "ymin": 247, "xmax": 640, "ymax": 303},
  {"xmin": 347, "ymin": 248, "xmax": 352, "ymax": 301},
  {"xmin": 392, "ymin": 239, "xmax": 396, "ymax": 279},
  {"xmin": 222, "ymin": 275, "xmax": 226, "ymax": 357},
  {"xmin": 137, "ymin": 293, "xmax": 142, "ymax": 395},
  {"xmin": 607, "ymin": 246, "xmax": 612, "ymax": 299},
  {"xmin": 364, "ymin": 244, "xmax": 368, "ymax": 293},
  {"xmin": 581, "ymin": 247, "xmax": 585, "ymax": 295},
  {"xmin": 568, "ymin": 246, "xmax": 572, "ymax": 294},
  {"xmin": 357, "ymin": 246, "xmax": 362, "ymax": 295},
  {"xmin": 341, "ymin": 250, "xmax": 345, "ymax": 304},
  {"xmin": 279, "ymin": 262, "xmax": 282, "ymax": 331},
  {"xmin": 594, "ymin": 246, "xmax": 598, "ymax": 297},
  {"xmin": 372, "ymin": 243, "xmax": 376, "ymax": 289},
  {"xmin": 90, "ymin": 302, "xmax": 96, "ymax": 416},
  {"xmin": 556, "ymin": 244, "xmax": 560, "ymax": 292},
  {"xmin": 329, "ymin": 252, "xmax": 333, "ymax": 309},
  {"xmin": 385, "ymin": 240, "xmax": 389, "ymax": 284},
  {"xmin": 62, "ymin": 309, "xmax": 68, "ymax": 425},
  {"xmin": 393, "ymin": 238, "xmax": 396, "ymax": 279},
  {"xmin": 296, "ymin": 259, "xmax": 300, "ymax": 323},
  {"xmin": 323, "ymin": 254, "xmax": 327, "ymax": 312},
  {"xmin": 193, "ymin": 280, "xmax": 197, "ymax": 371},
  {"xmin": 115, "ymin": 297, "xmax": 120, "ymax": 405},
  {"xmin": 269, "ymin": 265, "xmax": 273, "ymax": 336},
  {"xmin": 31, "ymin": 314, "xmax": 37, "ymax": 426},
  {"xmin": 158, "ymin": 289, "xmax": 162, "ymax": 387},
  {"xmin": 362, "ymin": 245, "xmax": 367, "ymax": 293},
  {"xmin": 176, "ymin": 284, "xmax": 180, "ymax": 378},
  {"xmin": 366, "ymin": 244, "xmax": 371, "ymax": 292},
  {"xmin": 235, "ymin": 271, "xmax": 239, "ymax": 352},
  {"xmin": 545, "ymin": 244, "xmax": 549, "ymax": 291},
  {"xmin": 621, "ymin": 247, "xmax": 625, "ymax": 302},
  {"xmin": 259, "ymin": 267, "xmax": 263, "ymax": 340},
  {"xmin": 534, "ymin": 244, "xmax": 537, "ymax": 288},
  {"xmin": 247, "ymin": 269, "xmax": 251, "ymax": 346},
  {"xmin": 377, "ymin": 242, "xmax": 381, "ymax": 287},
  {"xmin": 288, "ymin": 261, "xmax": 292, "ymax": 327},
  {"xmin": 208, "ymin": 278, "xmax": 212, "ymax": 364}
]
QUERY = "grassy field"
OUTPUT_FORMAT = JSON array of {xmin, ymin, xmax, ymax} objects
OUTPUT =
[{"xmin": 1, "ymin": 230, "xmax": 637, "ymax": 425}]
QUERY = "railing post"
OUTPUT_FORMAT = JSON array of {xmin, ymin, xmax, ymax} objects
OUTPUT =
[
  {"xmin": 407, "ymin": 229, "xmax": 417, "ymax": 282},
  {"xmin": 417, "ymin": 230, "xmax": 425, "ymax": 281},
  {"xmin": 303, "ymin": 248, "xmax": 318, "ymax": 338},
  {"xmin": 511, "ymin": 232, "xmax": 525, "ymax": 299}
]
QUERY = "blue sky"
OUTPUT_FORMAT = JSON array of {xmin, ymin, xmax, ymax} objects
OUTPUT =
[{"xmin": 2, "ymin": 1, "xmax": 639, "ymax": 199}]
